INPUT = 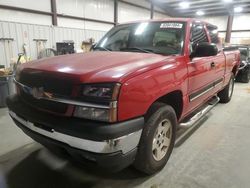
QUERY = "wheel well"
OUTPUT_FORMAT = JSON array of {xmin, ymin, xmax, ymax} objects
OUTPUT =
[{"xmin": 148, "ymin": 90, "xmax": 183, "ymax": 120}]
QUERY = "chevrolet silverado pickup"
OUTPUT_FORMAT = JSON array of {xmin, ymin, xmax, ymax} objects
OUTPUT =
[{"xmin": 7, "ymin": 18, "xmax": 240, "ymax": 174}]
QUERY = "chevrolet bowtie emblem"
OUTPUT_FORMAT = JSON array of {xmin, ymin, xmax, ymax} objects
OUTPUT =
[{"xmin": 31, "ymin": 87, "xmax": 53, "ymax": 99}]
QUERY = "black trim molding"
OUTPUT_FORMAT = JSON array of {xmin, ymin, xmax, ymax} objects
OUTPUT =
[{"xmin": 189, "ymin": 78, "xmax": 224, "ymax": 102}]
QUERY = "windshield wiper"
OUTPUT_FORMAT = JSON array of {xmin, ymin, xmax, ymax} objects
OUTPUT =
[
  {"xmin": 93, "ymin": 46, "xmax": 111, "ymax": 51},
  {"xmin": 120, "ymin": 47, "xmax": 153, "ymax": 53}
]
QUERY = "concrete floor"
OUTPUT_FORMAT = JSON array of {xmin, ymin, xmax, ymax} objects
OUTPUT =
[{"xmin": 1, "ymin": 82, "xmax": 250, "ymax": 188}]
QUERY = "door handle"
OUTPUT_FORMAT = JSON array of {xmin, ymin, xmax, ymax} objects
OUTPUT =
[{"xmin": 211, "ymin": 62, "xmax": 216, "ymax": 68}]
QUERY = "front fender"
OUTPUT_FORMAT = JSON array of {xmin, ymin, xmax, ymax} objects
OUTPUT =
[{"xmin": 118, "ymin": 57, "xmax": 188, "ymax": 121}]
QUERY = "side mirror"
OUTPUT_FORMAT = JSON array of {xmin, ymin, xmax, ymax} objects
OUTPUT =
[{"xmin": 191, "ymin": 42, "xmax": 218, "ymax": 58}]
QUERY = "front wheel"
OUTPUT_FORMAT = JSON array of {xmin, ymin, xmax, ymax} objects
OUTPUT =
[
  {"xmin": 134, "ymin": 103, "xmax": 176, "ymax": 175},
  {"xmin": 218, "ymin": 74, "xmax": 234, "ymax": 103}
]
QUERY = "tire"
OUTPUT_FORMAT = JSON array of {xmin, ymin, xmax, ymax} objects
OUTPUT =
[
  {"xmin": 134, "ymin": 102, "xmax": 177, "ymax": 175},
  {"xmin": 218, "ymin": 74, "xmax": 234, "ymax": 103},
  {"xmin": 240, "ymin": 69, "xmax": 250, "ymax": 83}
]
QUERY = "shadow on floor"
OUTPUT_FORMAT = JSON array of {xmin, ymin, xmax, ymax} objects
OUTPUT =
[{"xmin": 1, "ymin": 145, "xmax": 149, "ymax": 188}]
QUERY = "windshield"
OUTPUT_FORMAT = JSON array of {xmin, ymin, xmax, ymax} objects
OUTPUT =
[{"xmin": 93, "ymin": 22, "xmax": 185, "ymax": 55}]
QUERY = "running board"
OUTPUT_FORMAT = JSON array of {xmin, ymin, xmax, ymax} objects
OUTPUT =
[{"xmin": 175, "ymin": 96, "xmax": 220, "ymax": 146}]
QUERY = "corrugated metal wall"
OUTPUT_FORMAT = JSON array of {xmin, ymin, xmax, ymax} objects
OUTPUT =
[
  {"xmin": 219, "ymin": 31, "xmax": 250, "ymax": 45},
  {"xmin": 0, "ymin": 0, "xmax": 170, "ymax": 68},
  {"xmin": 0, "ymin": 21, "xmax": 107, "ymax": 68}
]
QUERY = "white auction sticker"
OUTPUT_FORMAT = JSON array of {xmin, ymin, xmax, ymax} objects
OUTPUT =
[{"xmin": 160, "ymin": 23, "xmax": 183, "ymax": 29}]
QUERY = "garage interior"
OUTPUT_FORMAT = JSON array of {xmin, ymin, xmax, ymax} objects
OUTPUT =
[{"xmin": 1, "ymin": 0, "xmax": 250, "ymax": 188}]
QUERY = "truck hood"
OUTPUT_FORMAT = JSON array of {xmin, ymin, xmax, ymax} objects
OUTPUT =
[{"xmin": 20, "ymin": 51, "xmax": 174, "ymax": 83}]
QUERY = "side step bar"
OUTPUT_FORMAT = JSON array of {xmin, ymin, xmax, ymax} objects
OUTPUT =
[{"xmin": 175, "ymin": 96, "xmax": 220, "ymax": 146}]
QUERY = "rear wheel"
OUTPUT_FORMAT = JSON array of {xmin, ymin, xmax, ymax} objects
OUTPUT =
[
  {"xmin": 134, "ymin": 103, "xmax": 176, "ymax": 175},
  {"xmin": 218, "ymin": 74, "xmax": 234, "ymax": 103}
]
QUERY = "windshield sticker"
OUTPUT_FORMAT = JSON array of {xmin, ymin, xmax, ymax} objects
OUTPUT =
[{"xmin": 160, "ymin": 23, "xmax": 183, "ymax": 29}]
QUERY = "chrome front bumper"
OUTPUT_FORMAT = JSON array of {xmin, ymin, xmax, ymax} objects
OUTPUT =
[{"xmin": 9, "ymin": 111, "xmax": 142, "ymax": 154}]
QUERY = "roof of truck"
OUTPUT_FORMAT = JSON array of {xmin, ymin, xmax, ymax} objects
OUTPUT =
[{"xmin": 119, "ymin": 18, "xmax": 217, "ymax": 28}]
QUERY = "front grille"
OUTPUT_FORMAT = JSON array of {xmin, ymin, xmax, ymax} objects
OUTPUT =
[
  {"xmin": 17, "ymin": 69, "xmax": 74, "ymax": 114},
  {"xmin": 19, "ymin": 69, "xmax": 73, "ymax": 96},
  {"xmin": 20, "ymin": 89, "xmax": 68, "ymax": 114}
]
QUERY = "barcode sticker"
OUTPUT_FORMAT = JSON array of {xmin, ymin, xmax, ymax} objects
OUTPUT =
[{"xmin": 160, "ymin": 23, "xmax": 183, "ymax": 29}]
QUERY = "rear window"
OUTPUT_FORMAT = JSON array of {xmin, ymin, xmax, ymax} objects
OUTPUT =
[
  {"xmin": 190, "ymin": 24, "xmax": 208, "ymax": 52},
  {"xmin": 207, "ymin": 25, "xmax": 219, "ymax": 44}
]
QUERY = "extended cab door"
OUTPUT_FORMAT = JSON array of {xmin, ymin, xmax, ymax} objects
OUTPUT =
[{"xmin": 187, "ymin": 23, "xmax": 216, "ymax": 112}]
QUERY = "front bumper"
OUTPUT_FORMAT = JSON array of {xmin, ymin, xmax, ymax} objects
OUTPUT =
[
  {"xmin": 9, "ymin": 111, "xmax": 142, "ymax": 154},
  {"xmin": 7, "ymin": 95, "xmax": 144, "ymax": 170}
]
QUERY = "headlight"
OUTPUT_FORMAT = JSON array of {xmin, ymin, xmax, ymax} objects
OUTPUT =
[
  {"xmin": 81, "ymin": 83, "xmax": 121, "ymax": 100},
  {"xmin": 74, "ymin": 83, "xmax": 120, "ymax": 122}
]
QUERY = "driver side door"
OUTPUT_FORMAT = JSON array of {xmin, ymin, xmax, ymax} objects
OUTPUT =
[{"xmin": 187, "ymin": 23, "xmax": 215, "ymax": 112}]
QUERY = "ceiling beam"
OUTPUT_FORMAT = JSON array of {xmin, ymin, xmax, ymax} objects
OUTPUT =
[
  {"xmin": 120, "ymin": 0, "xmax": 169, "ymax": 15},
  {"xmin": 153, "ymin": 0, "xmax": 250, "ymax": 17},
  {"xmin": 179, "ymin": 7, "xmax": 228, "ymax": 13},
  {"xmin": 175, "ymin": 4, "xmax": 225, "ymax": 11},
  {"xmin": 184, "ymin": 8, "xmax": 250, "ymax": 17},
  {"xmin": 0, "ymin": 4, "xmax": 52, "ymax": 16},
  {"xmin": 57, "ymin": 14, "xmax": 115, "ymax": 25},
  {"xmin": 164, "ymin": 0, "xmax": 219, "ymax": 5}
]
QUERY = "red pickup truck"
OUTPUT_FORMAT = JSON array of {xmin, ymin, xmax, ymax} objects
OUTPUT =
[{"xmin": 7, "ymin": 18, "xmax": 240, "ymax": 174}]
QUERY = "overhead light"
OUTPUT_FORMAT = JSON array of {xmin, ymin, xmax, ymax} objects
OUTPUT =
[
  {"xmin": 223, "ymin": 0, "xmax": 233, "ymax": 2},
  {"xmin": 196, "ymin": 10, "xmax": 205, "ymax": 16},
  {"xmin": 234, "ymin": 7, "xmax": 243, "ymax": 13},
  {"xmin": 179, "ymin": 2, "xmax": 190, "ymax": 9}
]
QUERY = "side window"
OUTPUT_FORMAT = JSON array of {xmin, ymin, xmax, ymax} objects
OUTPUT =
[
  {"xmin": 190, "ymin": 24, "xmax": 208, "ymax": 52},
  {"xmin": 207, "ymin": 25, "xmax": 219, "ymax": 44}
]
